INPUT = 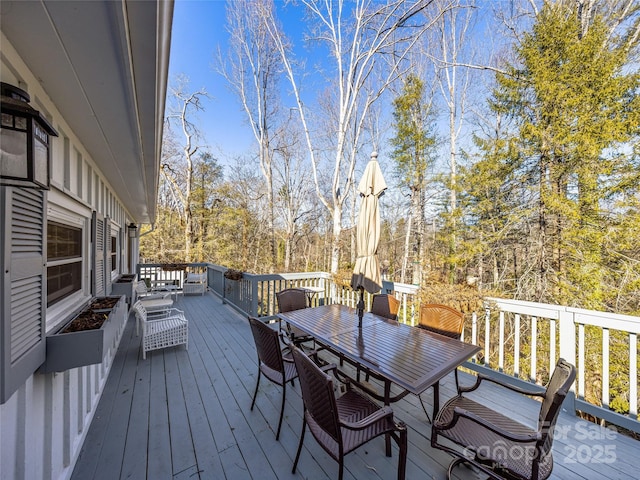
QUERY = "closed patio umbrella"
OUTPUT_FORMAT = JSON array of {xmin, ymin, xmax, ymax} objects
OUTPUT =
[{"xmin": 351, "ymin": 151, "xmax": 387, "ymax": 326}]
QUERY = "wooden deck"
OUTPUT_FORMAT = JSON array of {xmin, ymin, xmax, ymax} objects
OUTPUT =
[{"xmin": 71, "ymin": 293, "xmax": 640, "ymax": 480}]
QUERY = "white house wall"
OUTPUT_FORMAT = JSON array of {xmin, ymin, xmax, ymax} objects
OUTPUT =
[{"xmin": 1, "ymin": 33, "xmax": 134, "ymax": 480}]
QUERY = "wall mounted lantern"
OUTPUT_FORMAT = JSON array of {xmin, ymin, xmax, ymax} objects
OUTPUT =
[
  {"xmin": 127, "ymin": 223, "xmax": 138, "ymax": 238},
  {"xmin": 1, "ymin": 82, "xmax": 58, "ymax": 189}
]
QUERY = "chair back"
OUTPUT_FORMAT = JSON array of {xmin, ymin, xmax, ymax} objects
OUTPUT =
[
  {"xmin": 538, "ymin": 358, "xmax": 576, "ymax": 454},
  {"xmin": 276, "ymin": 288, "xmax": 307, "ymax": 313},
  {"xmin": 371, "ymin": 294, "xmax": 400, "ymax": 321},
  {"xmin": 418, "ymin": 304, "xmax": 464, "ymax": 339},
  {"xmin": 248, "ymin": 317, "xmax": 285, "ymax": 374},
  {"xmin": 292, "ymin": 347, "xmax": 341, "ymax": 444},
  {"xmin": 135, "ymin": 282, "xmax": 149, "ymax": 295},
  {"xmin": 132, "ymin": 300, "xmax": 148, "ymax": 322}
]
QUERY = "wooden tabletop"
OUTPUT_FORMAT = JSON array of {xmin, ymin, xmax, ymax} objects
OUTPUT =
[{"xmin": 278, "ymin": 304, "xmax": 480, "ymax": 396}]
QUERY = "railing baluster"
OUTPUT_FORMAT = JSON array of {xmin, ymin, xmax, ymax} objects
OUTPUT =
[
  {"xmin": 578, "ymin": 323, "xmax": 585, "ymax": 400},
  {"xmin": 602, "ymin": 328, "xmax": 610, "ymax": 408},
  {"xmin": 550, "ymin": 319, "xmax": 556, "ymax": 379},
  {"xmin": 499, "ymin": 311, "xmax": 505, "ymax": 372},
  {"xmin": 530, "ymin": 317, "xmax": 537, "ymax": 383},
  {"xmin": 471, "ymin": 312, "xmax": 478, "ymax": 361},
  {"xmin": 631, "ymin": 333, "xmax": 638, "ymax": 419},
  {"xmin": 484, "ymin": 307, "xmax": 491, "ymax": 367},
  {"xmin": 514, "ymin": 314, "xmax": 520, "ymax": 378}
]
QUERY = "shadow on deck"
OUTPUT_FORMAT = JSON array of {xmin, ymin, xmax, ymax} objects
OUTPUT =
[{"xmin": 71, "ymin": 293, "xmax": 639, "ymax": 480}]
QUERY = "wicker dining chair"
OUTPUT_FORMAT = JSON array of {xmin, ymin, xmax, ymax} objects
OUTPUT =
[
  {"xmin": 248, "ymin": 316, "xmax": 298, "ymax": 440},
  {"xmin": 362, "ymin": 293, "xmax": 401, "ymax": 380},
  {"xmin": 417, "ymin": 303, "xmax": 465, "ymax": 422},
  {"xmin": 431, "ymin": 358, "xmax": 576, "ymax": 480},
  {"xmin": 276, "ymin": 288, "xmax": 315, "ymax": 347},
  {"xmin": 291, "ymin": 346, "xmax": 408, "ymax": 480},
  {"xmin": 371, "ymin": 293, "xmax": 401, "ymax": 321}
]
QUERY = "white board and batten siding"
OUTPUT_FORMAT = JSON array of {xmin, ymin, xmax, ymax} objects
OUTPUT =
[{"xmin": 1, "ymin": 40, "xmax": 133, "ymax": 480}]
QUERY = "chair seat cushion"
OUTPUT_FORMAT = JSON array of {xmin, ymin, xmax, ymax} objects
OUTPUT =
[
  {"xmin": 435, "ymin": 396, "xmax": 553, "ymax": 480},
  {"xmin": 260, "ymin": 357, "xmax": 297, "ymax": 386},
  {"xmin": 308, "ymin": 389, "xmax": 391, "ymax": 458}
]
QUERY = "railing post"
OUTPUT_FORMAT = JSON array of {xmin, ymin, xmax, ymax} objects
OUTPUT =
[
  {"xmin": 251, "ymin": 277, "xmax": 259, "ymax": 317},
  {"xmin": 222, "ymin": 277, "xmax": 227, "ymax": 304},
  {"xmin": 559, "ymin": 308, "xmax": 577, "ymax": 415}
]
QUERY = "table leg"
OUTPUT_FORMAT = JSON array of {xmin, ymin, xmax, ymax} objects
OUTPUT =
[
  {"xmin": 432, "ymin": 381, "xmax": 440, "ymax": 419},
  {"xmin": 384, "ymin": 380, "xmax": 392, "ymax": 457}
]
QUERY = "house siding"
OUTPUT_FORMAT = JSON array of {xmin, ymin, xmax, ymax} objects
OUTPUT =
[{"xmin": 1, "ymin": 34, "xmax": 134, "ymax": 480}]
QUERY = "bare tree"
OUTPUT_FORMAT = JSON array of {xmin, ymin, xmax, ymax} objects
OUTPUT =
[
  {"xmin": 272, "ymin": 116, "xmax": 315, "ymax": 270},
  {"xmin": 430, "ymin": 0, "xmax": 477, "ymax": 282},
  {"xmin": 220, "ymin": 0, "xmax": 284, "ymax": 272},
  {"xmin": 264, "ymin": 0, "xmax": 441, "ymax": 275},
  {"xmin": 162, "ymin": 76, "xmax": 209, "ymax": 262}
]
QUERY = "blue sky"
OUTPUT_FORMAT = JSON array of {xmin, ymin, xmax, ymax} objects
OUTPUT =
[
  {"xmin": 169, "ymin": 0, "xmax": 315, "ymax": 164},
  {"xmin": 169, "ymin": 0, "xmax": 250, "ymax": 161},
  {"xmin": 167, "ymin": 1, "xmax": 499, "ymax": 174}
]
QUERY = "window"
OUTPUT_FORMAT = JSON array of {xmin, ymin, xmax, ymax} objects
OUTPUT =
[
  {"xmin": 110, "ymin": 233, "xmax": 117, "ymax": 274},
  {"xmin": 47, "ymin": 222, "xmax": 82, "ymax": 306}
]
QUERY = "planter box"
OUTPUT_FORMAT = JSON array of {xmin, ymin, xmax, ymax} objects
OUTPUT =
[
  {"xmin": 111, "ymin": 274, "xmax": 138, "ymax": 305},
  {"xmin": 41, "ymin": 295, "xmax": 126, "ymax": 373}
]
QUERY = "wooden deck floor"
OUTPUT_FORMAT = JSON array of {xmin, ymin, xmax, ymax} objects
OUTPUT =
[{"xmin": 71, "ymin": 293, "xmax": 640, "ymax": 480}]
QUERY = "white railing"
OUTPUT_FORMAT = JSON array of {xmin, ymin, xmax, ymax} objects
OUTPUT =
[
  {"xmin": 137, "ymin": 263, "xmax": 640, "ymax": 434},
  {"xmin": 472, "ymin": 297, "xmax": 640, "ymax": 434}
]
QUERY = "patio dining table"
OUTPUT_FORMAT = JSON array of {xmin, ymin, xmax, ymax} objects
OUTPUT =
[{"xmin": 277, "ymin": 303, "xmax": 481, "ymax": 455}]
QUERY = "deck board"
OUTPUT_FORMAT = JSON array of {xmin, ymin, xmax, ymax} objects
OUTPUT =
[{"xmin": 71, "ymin": 293, "xmax": 640, "ymax": 480}]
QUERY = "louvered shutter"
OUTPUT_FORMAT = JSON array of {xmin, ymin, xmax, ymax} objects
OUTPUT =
[
  {"xmin": 92, "ymin": 212, "xmax": 105, "ymax": 296},
  {"xmin": 105, "ymin": 220, "xmax": 112, "ymax": 295},
  {"xmin": 1, "ymin": 187, "xmax": 46, "ymax": 404}
]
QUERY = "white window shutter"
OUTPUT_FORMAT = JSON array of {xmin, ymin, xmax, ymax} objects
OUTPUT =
[
  {"xmin": 1, "ymin": 187, "xmax": 47, "ymax": 404},
  {"xmin": 92, "ymin": 212, "xmax": 105, "ymax": 297},
  {"xmin": 105, "ymin": 220, "xmax": 111, "ymax": 295}
]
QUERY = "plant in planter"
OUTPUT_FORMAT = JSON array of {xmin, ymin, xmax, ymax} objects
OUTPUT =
[
  {"xmin": 60, "ymin": 296, "xmax": 119, "ymax": 332},
  {"xmin": 41, "ymin": 295, "xmax": 126, "ymax": 373},
  {"xmin": 223, "ymin": 269, "xmax": 244, "ymax": 296},
  {"xmin": 115, "ymin": 274, "xmax": 136, "ymax": 283},
  {"xmin": 162, "ymin": 263, "xmax": 188, "ymax": 272},
  {"xmin": 111, "ymin": 274, "xmax": 138, "ymax": 304},
  {"xmin": 224, "ymin": 268, "xmax": 244, "ymax": 281}
]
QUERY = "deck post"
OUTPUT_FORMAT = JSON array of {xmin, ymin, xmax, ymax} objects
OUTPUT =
[
  {"xmin": 251, "ymin": 277, "xmax": 259, "ymax": 317},
  {"xmin": 558, "ymin": 308, "xmax": 577, "ymax": 415}
]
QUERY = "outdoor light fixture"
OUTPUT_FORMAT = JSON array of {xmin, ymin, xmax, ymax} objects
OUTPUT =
[
  {"xmin": 127, "ymin": 222, "xmax": 138, "ymax": 238},
  {"xmin": 1, "ymin": 82, "xmax": 58, "ymax": 189}
]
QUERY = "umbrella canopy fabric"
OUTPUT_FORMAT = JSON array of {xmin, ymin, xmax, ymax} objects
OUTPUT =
[{"xmin": 351, "ymin": 152, "xmax": 387, "ymax": 294}]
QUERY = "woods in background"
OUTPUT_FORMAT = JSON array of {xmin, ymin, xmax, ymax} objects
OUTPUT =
[{"xmin": 142, "ymin": 0, "xmax": 639, "ymax": 316}]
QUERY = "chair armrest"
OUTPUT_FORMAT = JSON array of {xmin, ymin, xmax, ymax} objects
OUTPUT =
[
  {"xmin": 439, "ymin": 406, "xmax": 541, "ymax": 443},
  {"xmin": 320, "ymin": 363, "xmax": 338, "ymax": 374},
  {"xmin": 459, "ymin": 373, "xmax": 546, "ymax": 398},
  {"xmin": 150, "ymin": 308, "xmax": 185, "ymax": 320},
  {"xmin": 140, "ymin": 292, "xmax": 171, "ymax": 300},
  {"xmin": 340, "ymin": 405, "xmax": 394, "ymax": 431}
]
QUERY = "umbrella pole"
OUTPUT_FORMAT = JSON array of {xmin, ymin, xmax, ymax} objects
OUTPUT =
[{"xmin": 357, "ymin": 286, "xmax": 364, "ymax": 329}]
